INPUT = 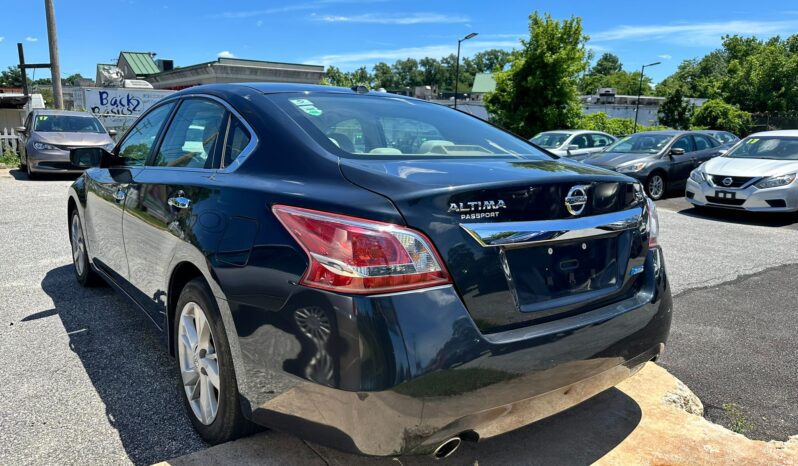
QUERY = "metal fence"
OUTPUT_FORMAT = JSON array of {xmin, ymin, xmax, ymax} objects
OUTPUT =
[
  {"xmin": 750, "ymin": 111, "xmax": 798, "ymax": 132},
  {"xmin": 0, "ymin": 128, "xmax": 19, "ymax": 154}
]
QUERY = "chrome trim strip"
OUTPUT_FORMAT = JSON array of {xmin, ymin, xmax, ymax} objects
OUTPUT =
[{"xmin": 460, "ymin": 206, "xmax": 643, "ymax": 247}]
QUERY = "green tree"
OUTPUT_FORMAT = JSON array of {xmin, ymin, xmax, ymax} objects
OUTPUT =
[
  {"xmin": 392, "ymin": 58, "xmax": 423, "ymax": 89},
  {"xmin": 691, "ymin": 99, "xmax": 752, "ymax": 135},
  {"xmin": 349, "ymin": 66, "xmax": 372, "ymax": 86},
  {"xmin": 658, "ymin": 86, "xmax": 692, "ymax": 129},
  {"xmin": 372, "ymin": 62, "xmax": 397, "ymax": 89},
  {"xmin": 323, "ymin": 66, "xmax": 350, "ymax": 87},
  {"xmin": 591, "ymin": 53, "xmax": 623, "ymax": 75},
  {"xmin": 578, "ymin": 112, "xmax": 667, "ymax": 136},
  {"xmin": 0, "ymin": 66, "xmax": 25, "ymax": 87},
  {"xmin": 471, "ymin": 49, "xmax": 512, "ymax": 72},
  {"xmin": 484, "ymin": 12, "xmax": 587, "ymax": 137}
]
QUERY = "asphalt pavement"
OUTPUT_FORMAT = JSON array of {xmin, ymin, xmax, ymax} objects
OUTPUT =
[{"xmin": 0, "ymin": 170, "xmax": 796, "ymax": 464}]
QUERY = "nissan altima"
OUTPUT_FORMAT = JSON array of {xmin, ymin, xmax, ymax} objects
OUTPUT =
[
  {"xmin": 686, "ymin": 130, "xmax": 798, "ymax": 212},
  {"xmin": 66, "ymin": 83, "xmax": 671, "ymax": 458}
]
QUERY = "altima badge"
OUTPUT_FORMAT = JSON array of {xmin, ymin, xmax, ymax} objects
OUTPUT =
[
  {"xmin": 449, "ymin": 200, "xmax": 506, "ymax": 220},
  {"xmin": 565, "ymin": 185, "xmax": 589, "ymax": 216}
]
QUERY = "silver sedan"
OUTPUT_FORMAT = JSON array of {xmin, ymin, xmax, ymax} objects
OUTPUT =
[
  {"xmin": 686, "ymin": 130, "xmax": 798, "ymax": 212},
  {"xmin": 17, "ymin": 110, "xmax": 116, "ymax": 178},
  {"xmin": 529, "ymin": 130, "xmax": 617, "ymax": 160}
]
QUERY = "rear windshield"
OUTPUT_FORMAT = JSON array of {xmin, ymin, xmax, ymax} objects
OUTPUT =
[
  {"xmin": 268, "ymin": 93, "xmax": 550, "ymax": 159},
  {"xmin": 34, "ymin": 114, "xmax": 105, "ymax": 133},
  {"xmin": 530, "ymin": 132, "xmax": 570, "ymax": 148},
  {"xmin": 725, "ymin": 136, "xmax": 798, "ymax": 160}
]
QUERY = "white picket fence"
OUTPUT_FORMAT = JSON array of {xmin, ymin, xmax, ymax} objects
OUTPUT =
[{"xmin": 0, "ymin": 128, "xmax": 19, "ymax": 154}]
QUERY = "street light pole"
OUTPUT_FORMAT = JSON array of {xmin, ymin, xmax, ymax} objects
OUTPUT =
[
  {"xmin": 633, "ymin": 61, "xmax": 661, "ymax": 133},
  {"xmin": 44, "ymin": 0, "xmax": 63, "ymax": 109},
  {"xmin": 454, "ymin": 32, "xmax": 478, "ymax": 110}
]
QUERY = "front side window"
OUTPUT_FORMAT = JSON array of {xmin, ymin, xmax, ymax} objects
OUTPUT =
[
  {"xmin": 530, "ymin": 132, "xmax": 571, "ymax": 149},
  {"xmin": 153, "ymin": 99, "xmax": 227, "ymax": 169},
  {"xmin": 605, "ymin": 133, "xmax": 673, "ymax": 154},
  {"xmin": 726, "ymin": 136, "xmax": 798, "ymax": 160},
  {"xmin": 271, "ymin": 94, "xmax": 550, "ymax": 159},
  {"xmin": 34, "ymin": 115, "xmax": 105, "ymax": 133},
  {"xmin": 117, "ymin": 103, "xmax": 175, "ymax": 166}
]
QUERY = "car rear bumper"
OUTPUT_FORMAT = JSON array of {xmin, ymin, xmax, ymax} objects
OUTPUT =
[
  {"xmin": 230, "ymin": 248, "xmax": 672, "ymax": 456},
  {"xmin": 686, "ymin": 178, "xmax": 798, "ymax": 212}
]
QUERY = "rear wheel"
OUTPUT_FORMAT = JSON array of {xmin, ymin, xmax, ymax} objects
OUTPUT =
[
  {"xmin": 645, "ymin": 172, "xmax": 666, "ymax": 200},
  {"xmin": 175, "ymin": 278, "xmax": 257, "ymax": 444},
  {"xmin": 70, "ymin": 210, "xmax": 102, "ymax": 286}
]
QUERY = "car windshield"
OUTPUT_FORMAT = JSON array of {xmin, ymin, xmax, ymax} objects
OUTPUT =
[
  {"xmin": 530, "ymin": 132, "xmax": 570, "ymax": 148},
  {"xmin": 269, "ymin": 93, "xmax": 551, "ymax": 160},
  {"xmin": 33, "ymin": 114, "xmax": 105, "ymax": 133},
  {"xmin": 603, "ymin": 133, "xmax": 673, "ymax": 154},
  {"xmin": 725, "ymin": 136, "xmax": 798, "ymax": 160}
]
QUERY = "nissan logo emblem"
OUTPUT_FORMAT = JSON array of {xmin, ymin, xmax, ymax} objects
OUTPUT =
[
  {"xmin": 565, "ymin": 185, "xmax": 589, "ymax": 216},
  {"xmin": 722, "ymin": 177, "xmax": 733, "ymax": 187}
]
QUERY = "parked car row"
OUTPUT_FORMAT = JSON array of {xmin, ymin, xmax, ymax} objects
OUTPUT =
[{"xmin": 531, "ymin": 129, "xmax": 740, "ymax": 200}]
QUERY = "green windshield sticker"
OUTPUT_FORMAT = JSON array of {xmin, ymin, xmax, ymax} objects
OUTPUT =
[
  {"xmin": 289, "ymin": 98, "xmax": 314, "ymax": 107},
  {"xmin": 37, "ymin": 115, "xmax": 49, "ymax": 121},
  {"xmin": 299, "ymin": 105, "xmax": 322, "ymax": 116},
  {"xmin": 747, "ymin": 138, "xmax": 759, "ymax": 144}
]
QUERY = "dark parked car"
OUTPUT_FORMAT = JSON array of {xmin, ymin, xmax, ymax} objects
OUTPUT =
[
  {"xmin": 17, "ymin": 109, "xmax": 116, "ymax": 178},
  {"xmin": 582, "ymin": 130, "xmax": 725, "ymax": 200},
  {"xmin": 66, "ymin": 83, "xmax": 671, "ymax": 458}
]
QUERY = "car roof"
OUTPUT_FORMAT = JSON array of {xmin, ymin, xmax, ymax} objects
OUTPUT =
[
  {"xmin": 32, "ymin": 109, "xmax": 99, "ymax": 118},
  {"xmin": 172, "ymin": 82, "xmax": 407, "ymax": 99},
  {"xmin": 748, "ymin": 129, "xmax": 798, "ymax": 137},
  {"xmin": 537, "ymin": 130, "xmax": 611, "ymax": 135}
]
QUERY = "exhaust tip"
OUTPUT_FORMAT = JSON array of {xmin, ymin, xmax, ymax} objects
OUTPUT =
[{"xmin": 432, "ymin": 437, "xmax": 462, "ymax": 459}]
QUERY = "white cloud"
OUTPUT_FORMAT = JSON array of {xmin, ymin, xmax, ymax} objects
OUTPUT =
[
  {"xmin": 304, "ymin": 40, "xmax": 519, "ymax": 68},
  {"xmin": 25, "ymin": 36, "xmax": 38, "ymax": 42},
  {"xmin": 216, "ymin": 0, "xmax": 388, "ymax": 19},
  {"xmin": 0, "ymin": 37, "xmax": 4, "ymax": 43},
  {"xmin": 590, "ymin": 20, "xmax": 798, "ymax": 47},
  {"xmin": 314, "ymin": 12, "xmax": 468, "ymax": 24},
  {"xmin": 256, "ymin": 20, "xmax": 263, "ymax": 27},
  {"xmin": 658, "ymin": 54, "xmax": 672, "ymax": 60},
  {"xmin": 217, "ymin": 50, "xmax": 236, "ymax": 58}
]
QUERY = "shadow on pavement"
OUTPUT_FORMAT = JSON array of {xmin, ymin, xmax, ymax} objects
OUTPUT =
[
  {"xmin": 677, "ymin": 205, "xmax": 798, "ymax": 228},
  {"xmin": 38, "ymin": 265, "xmax": 206, "ymax": 465},
  {"xmin": 7, "ymin": 168, "xmax": 81, "ymax": 181}
]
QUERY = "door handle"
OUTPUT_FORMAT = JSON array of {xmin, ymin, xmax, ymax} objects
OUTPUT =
[{"xmin": 168, "ymin": 196, "xmax": 192, "ymax": 209}]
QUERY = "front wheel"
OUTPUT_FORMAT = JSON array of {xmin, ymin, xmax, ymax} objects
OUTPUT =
[
  {"xmin": 70, "ymin": 210, "xmax": 102, "ymax": 286},
  {"xmin": 645, "ymin": 173, "xmax": 667, "ymax": 200},
  {"xmin": 175, "ymin": 278, "xmax": 257, "ymax": 444}
]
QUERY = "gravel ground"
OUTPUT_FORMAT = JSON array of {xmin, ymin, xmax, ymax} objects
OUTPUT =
[{"xmin": 0, "ymin": 171, "xmax": 796, "ymax": 464}]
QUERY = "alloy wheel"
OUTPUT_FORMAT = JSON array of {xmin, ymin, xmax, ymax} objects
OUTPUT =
[
  {"xmin": 648, "ymin": 175, "xmax": 664, "ymax": 199},
  {"xmin": 70, "ymin": 214, "xmax": 86, "ymax": 277},
  {"xmin": 178, "ymin": 301, "xmax": 221, "ymax": 425}
]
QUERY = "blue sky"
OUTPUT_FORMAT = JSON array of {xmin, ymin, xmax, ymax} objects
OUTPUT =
[{"xmin": 2, "ymin": 0, "xmax": 798, "ymax": 84}]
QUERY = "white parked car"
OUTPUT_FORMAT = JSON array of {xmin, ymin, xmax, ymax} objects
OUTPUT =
[
  {"xmin": 529, "ymin": 130, "xmax": 617, "ymax": 160},
  {"xmin": 686, "ymin": 130, "xmax": 798, "ymax": 212}
]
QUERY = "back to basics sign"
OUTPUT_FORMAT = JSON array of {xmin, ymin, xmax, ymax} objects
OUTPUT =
[{"xmin": 74, "ymin": 88, "xmax": 174, "ymax": 129}]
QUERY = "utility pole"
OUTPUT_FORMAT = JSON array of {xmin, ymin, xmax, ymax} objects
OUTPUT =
[{"xmin": 44, "ymin": 0, "xmax": 63, "ymax": 109}]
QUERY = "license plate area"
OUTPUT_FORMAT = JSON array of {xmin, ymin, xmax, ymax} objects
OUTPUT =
[
  {"xmin": 504, "ymin": 236, "xmax": 620, "ymax": 312},
  {"xmin": 715, "ymin": 190, "xmax": 736, "ymax": 199}
]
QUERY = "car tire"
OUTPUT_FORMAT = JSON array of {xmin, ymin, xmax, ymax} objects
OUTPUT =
[
  {"xmin": 26, "ymin": 162, "xmax": 38, "ymax": 180},
  {"xmin": 69, "ymin": 209, "xmax": 103, "ymax": 287},
  {"xmin": 175, "ymin": 278, "xmax": 258, "ymax": 445},
  {"xmin": 645, "ymin": 172, "xmax": 667, "ymax": 200}
]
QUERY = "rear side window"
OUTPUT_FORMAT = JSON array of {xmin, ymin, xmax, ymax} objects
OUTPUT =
[
  {"xmin": 270, "ymin": 93, "xmax": 550, "ymax": 159},
  {"xmin": 590, "ymin": 133, "xmax": 613, "ymax": 147},
  {"xmin": 153, "ymin": 99, "xmax": 227, "ymax": 169},
  {"xmin": 693, "ymin": 134, "xmax": 717, "ymax": 150},
  {"xmin": 223, "ymin": 116, "xmax": 252, "ymax": 167}
]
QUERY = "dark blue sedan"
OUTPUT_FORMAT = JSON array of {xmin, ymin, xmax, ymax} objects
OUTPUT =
[{"xmin": 66, "ymin": 83, "xmax": 671, "ymax": 458}]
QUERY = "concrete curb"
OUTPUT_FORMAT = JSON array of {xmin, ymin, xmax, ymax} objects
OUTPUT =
[{"xmin": 153, "ymin": 363, "xmax": 798, "ymax": 465}]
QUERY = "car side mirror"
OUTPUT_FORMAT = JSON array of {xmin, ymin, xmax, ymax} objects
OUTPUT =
[
  {"xmin": 15, "ymin": 126, "xmax": 26, "ymax": 134},
  {"xmin": 108, "ymin": 129, "xmax": 117, "ymax": 137},
  {"xmin": 718, "ymin": 149, "xmax": 728, "ymax": 156},
  {"xmin": 70, "ymin": 147, "xmax": 115, "ymax": 168},
  {"xmin": 567, "ymin": 144, "xmax": 579, "ymax": 151},
  {"xmin": 670, "ymin": 147, "xmax": 686, "ymax": 156}
]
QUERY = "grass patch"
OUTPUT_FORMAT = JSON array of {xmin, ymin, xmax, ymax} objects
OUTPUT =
[
  {"xmin": 0, "ymin": 149, "xmax": 20, "ymax": 169},
  {"xmin": 723, "ymin": 403, "xmax": 754, "ymax": 434},
  {"xmin": 393, "ymin": 367, "xmax": 518, "ymax": 398}
]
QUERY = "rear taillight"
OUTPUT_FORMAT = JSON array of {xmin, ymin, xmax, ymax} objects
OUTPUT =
[
  {"xmin": 272, "ymin": 205, "xmax": 451, "ymax": 294},
  {"xmin": 646, "ymin": 197, "xmax": 659, "ymax": 248}
]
